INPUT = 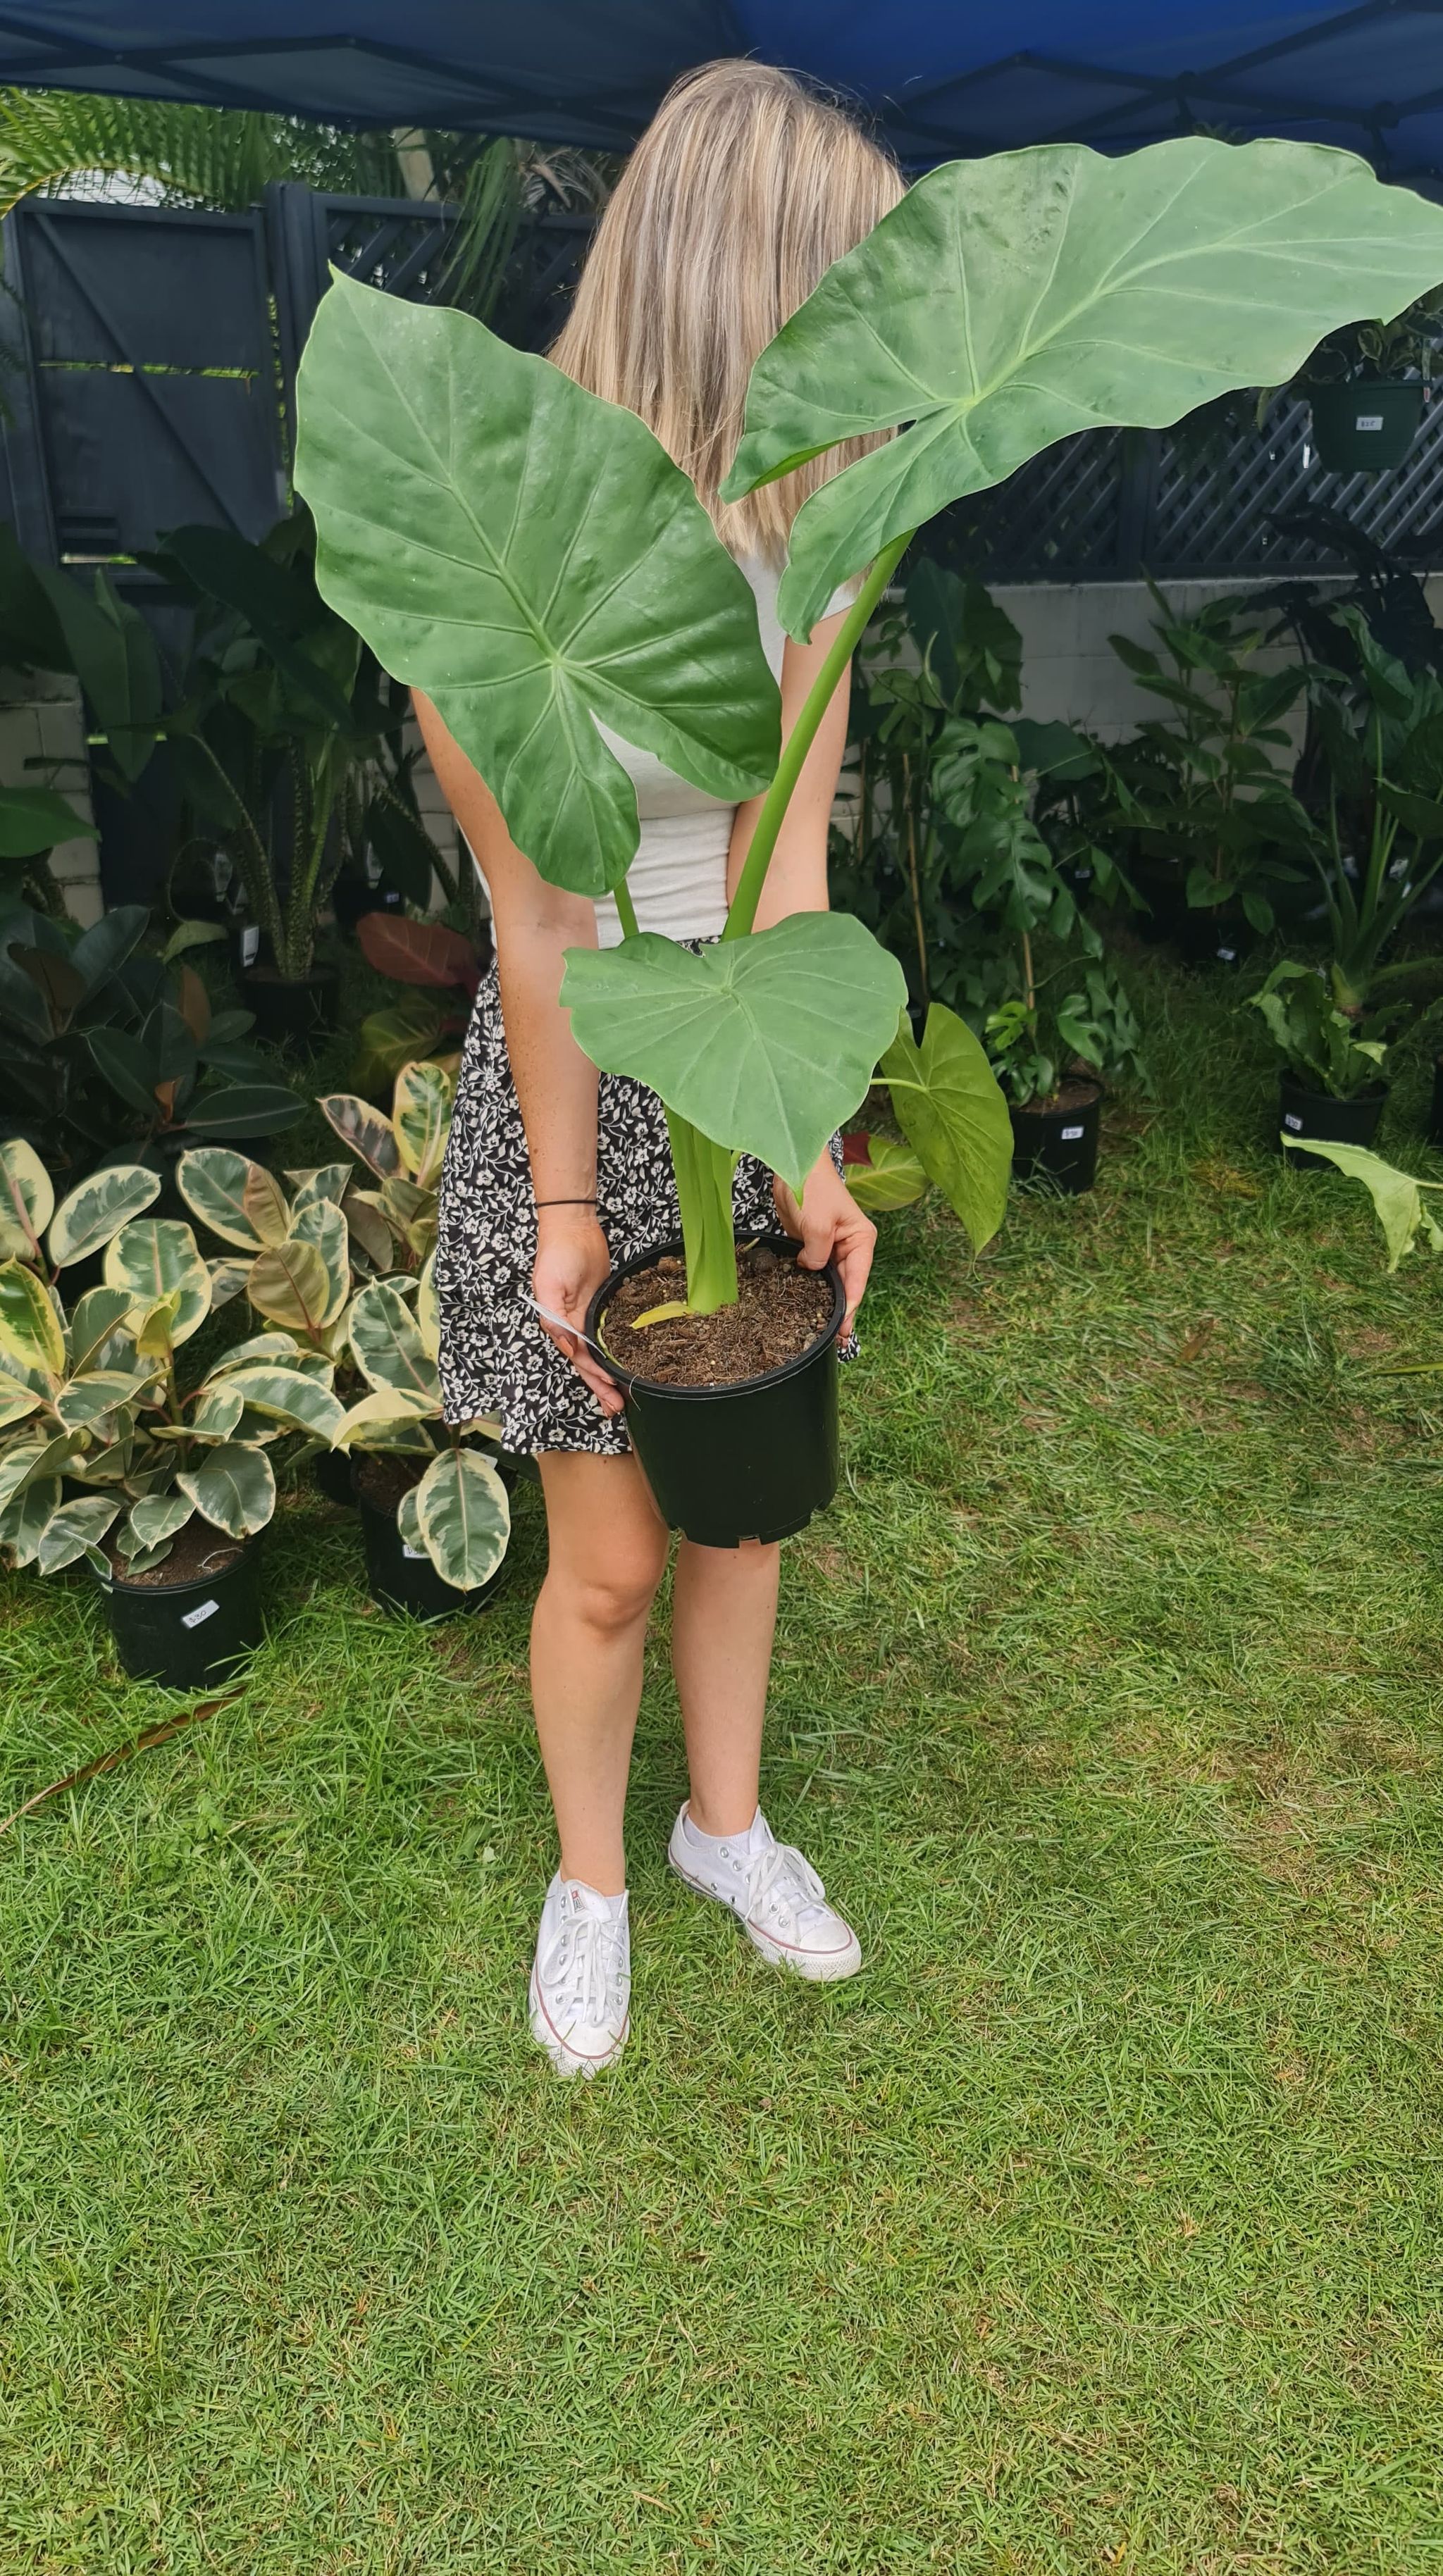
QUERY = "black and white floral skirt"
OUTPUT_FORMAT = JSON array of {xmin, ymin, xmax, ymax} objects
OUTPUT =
[{"xmin": 435, "ymin": 957, "xmax": 788, "ymax": 1457}]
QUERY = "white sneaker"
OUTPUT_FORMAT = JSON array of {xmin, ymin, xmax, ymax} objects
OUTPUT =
[
  {"xmin": 668, "ymin": 1805, "xmax": 862, "ymax": 1983},
  {"xmin": 528, "ymin": 1875, "xmax": 631, "ymax": 2077}
]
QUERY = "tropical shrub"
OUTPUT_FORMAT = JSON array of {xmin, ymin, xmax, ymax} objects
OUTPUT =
[
  {"xmin": 1247, "ymin": 959, "xmax": 1387, "ymax": 1098},
  {"xmin": 329, "ymin": 1259, "xmax": 510, "ymax": 1594},
  {"xmin": 1301, "ymin": 604, "xmax": 1443, "ymax": 1013},
  {"xmin": 318, "ymin": 1059, "xmax": 455, "ymax": 1274},
  {"xmin": 295, "ymin": 137, "xmax": 1443, "ymax": 1317},
  {"xmin": 175, "ymin": 1147, "xmax": 395, "ymax": 1355},
  {"xmin": 0, "ymin": 1215, "xmax": 337, "ymax": 1576}
]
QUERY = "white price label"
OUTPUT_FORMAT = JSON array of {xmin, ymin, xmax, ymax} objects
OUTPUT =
[
  {"xmin": 240, "ymin": 925, "xmax": 260, "ymax": 966},
  {"xmin": 1355, "ymin": 413, "xmax": 1384, "ymax": 432},
  {"xmin": 1284, "ymin": 1112, "xmax": 1303, "ymax": 1131},
  {"xmin": 1060, "ymin": 1124, "xmax": 1084, "ymax": 1141},
  {"xmin": 181, "ymin": 1597, "xmax": 219, "ymax": 1629}
]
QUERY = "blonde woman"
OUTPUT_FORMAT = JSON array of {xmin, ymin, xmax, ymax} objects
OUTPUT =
[{"xmin": 419, "ymin": 61, "xmax": 903, "ymax": 2075}]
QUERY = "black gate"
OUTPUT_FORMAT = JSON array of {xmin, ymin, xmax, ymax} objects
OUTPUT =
[{"xmin": 0, "ymin": 186, "xmax": 595, "ymax": 568}]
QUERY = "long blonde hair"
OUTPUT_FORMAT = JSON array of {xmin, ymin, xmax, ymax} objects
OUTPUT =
[{"xmin": 550, "ymin": 60, "xmax": 903, "ymax": 566}]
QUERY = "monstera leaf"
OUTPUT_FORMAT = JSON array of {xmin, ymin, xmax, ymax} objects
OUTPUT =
[
  {"xmin": 722, "ymin": 139, "xmax": 1443, "ymax": 638},
  {"xmin": 295, "ymin": 272, "xmax": 781, "ymax": 897},
  {"xmin": 879, "ymin": 1005, "xmax": 1012, "ymax": 1255},
  {"xmin": 561, "ymin": 915, "xmax": 908, "ymax": 1193}
]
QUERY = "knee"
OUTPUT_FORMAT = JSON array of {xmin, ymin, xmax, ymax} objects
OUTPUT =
[{"xmin": 555, "ymin": 1544, "xmax": 664, "ymax": 1641}]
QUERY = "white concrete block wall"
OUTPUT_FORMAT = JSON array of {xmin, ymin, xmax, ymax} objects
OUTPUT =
[{"xmin": 0, "ymin": 670, "xmax": 102, "ymax": 926}]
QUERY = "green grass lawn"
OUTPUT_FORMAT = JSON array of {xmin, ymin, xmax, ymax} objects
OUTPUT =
[{"xmin": 4, "ymin": 959, "xmax": 1443, "ymax": 2573}]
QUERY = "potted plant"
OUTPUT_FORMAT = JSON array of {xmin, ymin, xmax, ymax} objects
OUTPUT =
[
  {"xmin": 1296, "ymin": 290, "xmax": 1443, "ymax": 471},
  {"xmin": 986, "ymin": 966, "xmax": 1146, "ymax": 1195},
  {"xmin": 317, "ymin": 1057, "xmax": 457, "ymax": 1275},
  {"xmin": 0, "ymin": 1212, "xmax": 337, "ymax": 1686},
  {"xmin": 328, "ymin": 1260, "xmax": 510, "ymax": 1618},
  {"xmin": 154, "ymin": 518, "xmax": 450, "ymax": 1052},
  {"xmin": 1248, "ymin": 959, "xmax": 1389, "ymax": 1158},
  {"xmin": 295, "ymin": 136, "xmax": 1443, "ymax": 1543},
  {"xmin": 1301, "ymin": 604, "xmax": 1443, "ymax": 1016},
  {"xmin": 1108, "ymin": 581, "xmax": 1313, "ymax": 957}
]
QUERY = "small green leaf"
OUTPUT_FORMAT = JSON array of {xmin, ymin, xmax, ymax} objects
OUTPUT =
[
  {"xmin": 120, "ymin": 1493, "xmax": 194, "ymax": 1559},
  {"xmin": 347, "ymin": 1279, "xmax": 440, "ymax": 1402},
  {"xmin": 844, "ymin": 1135, "xmax": 929, "ymax": 1213},
  {"xmin": 47, "ymin": 1163, "xmax": 161, "ymax": 1269},
  {"xmin": 561, "ymin": 916, "xmax": 909, "ymax": 1194},
  {"xmin": 37, "ymin": 1493, "xmax": 119, "ymax": 1576},
  {"xmin": 104, "ymin": 1219, "xmax": 211, "ymax": 1347},
  {"xmin": 880, "ymin": 1004, "xmax": 1013, "ymax": 1253},
  {"xmin": 289, "ymin": 1198, "xmax": 350, "ymax": 1326},
  {"xmin": 0, "ymin": 1257, "xmax": 65, "ymax": 1378},
  {"xmin": 177, "ymin": 1441, "xmax": 275, "ymax": 1540},
  {"xmin": 318, "ymin": 1093, "xmax": 402, "ymax": 1179},
  {"xmin": 175, "ymin": 1147, "xmax": 268, "ymax": 1250},
  {"xmin": 246, "ymin": 1238, "xmax": 332, "ymax": 1336},
  {"xmin": 391, "ymin": 1060, "xmax": 454, "ymax": 1188},
  {"xmin": 66, "ymin": 1286, "xmax": 135, "ymax": 1376},
  {"xmin": 215, "ymin": 1366, "xmax": 344, "ymax": 1442},
  {"xmin": 332, "ymin": 1386, "xmax": 435, "ymax": 1450},
  {"xmin": 0, "ymin": 1138, "xmax": 54, "ymax": 1261},
  {"xmin": 409, "ymin": 1446, "xmax": 509, "ymax": 1591},
  {"xmin": 54, "ymin": 1368, "xmax": 153, "ymax": 1431}
]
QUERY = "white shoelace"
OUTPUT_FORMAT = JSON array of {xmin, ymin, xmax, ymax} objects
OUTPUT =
[
  {"xmin": 747, "ymin": 1838, "xmax": 827, "ymax": 1934},
  {"xmin": 538, "ymin": 1909, "xmax": 628, "ymax": 2027}
]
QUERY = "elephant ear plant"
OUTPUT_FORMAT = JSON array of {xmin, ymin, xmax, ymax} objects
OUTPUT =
[{"xmin": 295, "ymin": 138, "xmax": 1443, "ymax": 1517}]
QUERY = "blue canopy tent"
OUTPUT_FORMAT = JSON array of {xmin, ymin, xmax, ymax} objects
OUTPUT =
[{"xmin": 0, "ymin": 2, "xmax": 1441, "ymax": 176}]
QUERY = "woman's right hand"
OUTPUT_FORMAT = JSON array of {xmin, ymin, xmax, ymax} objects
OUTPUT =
[{"xmin": 533, "ymin": 1207, "xmax": 624, "ymax": 1417}]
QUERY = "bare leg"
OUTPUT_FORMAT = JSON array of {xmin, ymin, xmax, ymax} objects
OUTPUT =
[
  {"xmin": 532, "ymin": 1452, "xmax": 669, "ymax": 1896},
  {"xmin": 671, "ymin": 1537, "xmax": 781, "ymax": 1838}
]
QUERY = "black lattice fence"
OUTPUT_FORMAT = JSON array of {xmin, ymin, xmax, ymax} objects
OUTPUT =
[{"xmin": 930, "ymin": 385, "xmax": 1443, "ymax": 584}]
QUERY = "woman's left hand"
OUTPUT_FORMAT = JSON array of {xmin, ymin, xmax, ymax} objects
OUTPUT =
[{"xmin": 773, "ymin": 1152, "xmax": 876, "ymax": 1337}]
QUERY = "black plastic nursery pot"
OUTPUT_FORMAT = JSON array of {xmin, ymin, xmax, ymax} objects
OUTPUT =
[
  {"xmin": 585, "ymin": 1234, "xmax": 846, "ymax": 1550},
  {"xmin": 101, "ymin": 1539, "xmax": 264, "ymax": 1689},
  {"xmin": 241, "ymin": 962, "xmax": 340, "ymax": 1052},
  {"xmin": 1308, "ymin": 380, "xmax": 1424, "ymax": 471},
  {"xmin": 356, "ymin": 1494, "xmax": 506, "ymax": 1620},
  {"xmin": 1278, "ymin": 1071, "xmax": 1387, "ymax": 1162},
  {"xmin": 1009, "ymin": 1082, "xmax": 1103, "ymax": 1196},
  {"xmin": 311, "ymin": 1446, "xmax": 357, "ymax": 1508}
]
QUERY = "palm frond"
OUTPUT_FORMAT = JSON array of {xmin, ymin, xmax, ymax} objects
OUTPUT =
[{"xmin": 0, "ymin": 88, "xmax": 401, "ymax": 220}]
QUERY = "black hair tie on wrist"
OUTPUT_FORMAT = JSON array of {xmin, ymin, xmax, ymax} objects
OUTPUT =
[{"xmin": 535, "ymin": 1195, "xmax": 597, "ymax": 1208}]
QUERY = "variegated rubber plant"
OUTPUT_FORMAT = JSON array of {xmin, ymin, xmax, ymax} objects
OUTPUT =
[
  {"xmin": 328, "ymin": 1252, "xmax": 510, "ymax": 1594},
  {"xmin": 296, "ymin": 137, "xmax": 1443, "ymax": 1318},
  {"xmin": 175, "ymin": 1144, "xmax": 395, "ymax": 1357},
  {"xmin": 316, "ymin": 1058, "xmax": 455, "ymax": 1274},
  {"xmin": 0, "ymin": 1209, "xmax": 342, "ymax": 1581}
]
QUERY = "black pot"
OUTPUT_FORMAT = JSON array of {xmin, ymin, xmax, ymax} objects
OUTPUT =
[
  {"xmin": 241, "ymin": 964, "xmax": 340, "ymax": 1052},
  {"xmin": 1176, "ymin": 906, "xmax": 1258, "ymax": 970},
  {"xmin": 585, "ymin": 1233, "xmax": 845, "ymax": 1548},
  {"xmin": 101, "ymin": 1540, "xmax": 264, "ymax": 1688},
  {"xmin": 311, "ymin": 1448, "xmax": 357, "ymax": 1508},
  {"xmin": 1427, "ymin": 1057, "xmax": 1443, "ymax": 1152},
  {"xmin": 1278, "ymin": 1071, "xmax": 1387, "ymax": 1161},
  {"xmin": 357, "ymin": 1494, "xmax": 506, "ymax": 1619},
  {"xmin": 1010, "ymin": 1084, "xmax": 1103, "ymax": 1195},
  {"xmin": 1309, "ymin": 380, "xmax": 1425, "ymax": 473}
]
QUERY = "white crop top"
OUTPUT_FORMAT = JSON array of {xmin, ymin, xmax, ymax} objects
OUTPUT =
[{"xmin": 591, "ymin": 557, "xmax": 853, "ymax": 947}]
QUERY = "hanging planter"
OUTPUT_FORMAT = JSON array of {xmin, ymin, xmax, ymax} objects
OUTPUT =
[
  {"xmin": 1308, "ymin": 380, "xmax": 1425, "ymax": 471},
  {"xmin": 587, "ymin": 1236, "xmax": 844, "ymax": 1549},
  {"xmin": 1009, "ymin": 1080, "xmax": 1104, "ymax": 1195}
]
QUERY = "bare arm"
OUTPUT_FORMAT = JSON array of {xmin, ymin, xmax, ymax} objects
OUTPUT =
[
  {"xmin": 726, "ymin": 611, "xmax": 877, "ymax": 1332},
  {"xmin": 413, "ymin": 692, "xmax": 622, "ymax": 1413}
]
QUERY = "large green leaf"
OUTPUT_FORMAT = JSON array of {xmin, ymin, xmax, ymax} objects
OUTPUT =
[
  {"xmin": 722, "ymin": 141, "xmax": 1443, "ymax": 640},
  {"xmin": 177, "ymin": 1441, "xmax": 275, "ymax": 1540},
  {"xmin": 404, "ymin": 1447, "xmax": 509, "ymax": 1592},
  {"xmin": 879, "ymin": 1004, "xmax": 1012, "ymax": 1255},
  {"xmin": 347, "ymin": 1278, "xmax": 440, "ymax": 1402},
  {"xmin": 333, "ymin": 1387, "xmax": 435, "ymax": 1450},
  {"xmin": 295, "ymin": 272, "xmax": 781, "ymax": 897},
  {"xmin": 47, "ymin": 1163, "xmax": 161, "ymax": 1269},
  {"xmin": 54, "ymin": 1368, "xmax": 154, "ymax": 1431},
  {"xmin": 0, "ymin": 1257, "xmax": 64, "ymax": 1378},
  {"xmin": 104, "ymin": 1219, "xmax": 212, "ymax": 1347},
  {"xmin": 560, "ymin": 915, "xmax": 909, "ymax": 1193},
  {"xmin": 182, "ymin": 1083, "xmax": 307, "ymax": 1140},
  {"xmin": 34, "ymin": 566, "xmax": 162, "ymax": 783},
  {"xmin": 1, "ymin": 1473, "xmax": 63, "ymax": 1567},
  {"xmin": 175, "ymin": 1147, "xmax": 268, "ymax": 1250},
  {"xmin": 119, "ymin": 1493, "xmax": 194, "ymax": 1561},
  {"xmin": 0, "ymin": 1371, "xmax": 42, "ymax": 1430},
  {"xmin": 0, "ymin": 1138, "xmax": 53, "ymax": 1262},
  {"xmin": 66, "ymin": 1286, "xmax": 135, "ymax": 1376},
  {"xmin": 0, "ymin": 782, "xmax": 98, "ymax": 858}
]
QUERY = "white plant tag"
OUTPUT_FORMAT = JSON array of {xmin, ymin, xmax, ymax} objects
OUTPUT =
[
  {"xmin": 240, "ymin": 925, "xmax": 261, "ymax": 966},
  {"xmin": 402, "ymin": 1543, "xmax": 427, "ymax": 1561},
  {"xmin": 1356, "ymin": 413, "xmax": 1384, "ymax": 432},
  {"xmin": 181, "ymin": 1598, "xmax": 219, "ymax": 1629},
  {"xmin": 1284, "ymin": 1112, "xmax": 1303, "ymax": 1131},
  {"xmin": 1060, "ymin": 1124, "xmax": 1084, "ymax": 1141},
  {"xmin": 1217, "ymin": 945, "xmax": 1237, "ymax": 962}
]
